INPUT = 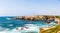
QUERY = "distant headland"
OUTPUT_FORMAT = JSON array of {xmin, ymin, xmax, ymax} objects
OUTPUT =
[
  {"xmin": 12, "ymin": 15, "xmax": 60, "ymax": 24},
  {"xmin": 13, "ymin": 15, "xmax": 55, "ymax": 21}
]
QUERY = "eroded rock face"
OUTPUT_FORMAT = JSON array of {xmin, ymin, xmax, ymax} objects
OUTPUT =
[{"xmin": 13, "ymin": 15, "xmax": 55, "ymax": 21}]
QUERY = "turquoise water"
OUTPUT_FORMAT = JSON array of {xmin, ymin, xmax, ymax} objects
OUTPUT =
[{"xmin": 0, "ymin": 17, "xmax": 57, "ymax": 33}]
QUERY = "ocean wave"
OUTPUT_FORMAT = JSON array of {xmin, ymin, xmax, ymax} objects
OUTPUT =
[
  {"xmin": 0, "ymin": 24, "xmax": 39, "ymax": 33},
  {"xmin": 6, "ymin": 17, "xmax": 11, "ymax": 20},
  {"xmin": 16, "ymin": 24, "xmax": 39, "ymax": 33},
  {"xmin": 0, "ymin": 22, "xmax": 57, "ymax": 33}
]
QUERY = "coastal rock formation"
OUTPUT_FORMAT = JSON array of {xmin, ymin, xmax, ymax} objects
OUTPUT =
[
  {"xmin": 13, "ymin": 15, "xmax": 55, "ymax": 21},
  {"xmin": 12, "ymin": 15, "xmax": 60, "ymax": 24},
  {"xmin": 46, "ymin": 21, "xmax": 51, "ymax": 24},
  {"xmin": 55, "ymin": 18, "xmax": 60, "ymax": 24}
]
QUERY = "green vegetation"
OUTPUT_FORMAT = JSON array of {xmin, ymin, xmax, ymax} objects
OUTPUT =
[{"xmin": 40, "ymin": 24, "xmax": 60, "ymax": 33}]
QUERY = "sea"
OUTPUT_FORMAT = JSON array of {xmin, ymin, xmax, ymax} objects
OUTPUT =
[{"xmin": 0, "ymin": 16, "xmax": 57, "ymax": 33}]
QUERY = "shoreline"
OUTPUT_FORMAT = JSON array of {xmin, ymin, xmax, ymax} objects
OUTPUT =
[
  {"xmin": 12, "ymin": 15, "xmax": 60, "ymax": 24},
  {"xmin": 13, "ymin": 15, "xmax": 55, "ymax": 21}
]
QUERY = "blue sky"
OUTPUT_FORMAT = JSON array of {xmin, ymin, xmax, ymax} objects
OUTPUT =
[{"xmin": 0, "ymin": 0, "xmax": 60, "ymax": 16}]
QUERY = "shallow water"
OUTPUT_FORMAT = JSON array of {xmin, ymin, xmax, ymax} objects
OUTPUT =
[{"xmin": 0, "ymin": 17, "xmax": 57, "ymax": 33}]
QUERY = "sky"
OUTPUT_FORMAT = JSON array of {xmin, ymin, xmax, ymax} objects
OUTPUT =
[{"xmin": 0, "ymin": 0, "xmax": 60, "ymax": 16}]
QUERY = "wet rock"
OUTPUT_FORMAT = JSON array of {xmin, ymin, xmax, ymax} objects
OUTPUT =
[{"xmin": 46, "ymin": 21, "xmax": 50, "ymax": 24}]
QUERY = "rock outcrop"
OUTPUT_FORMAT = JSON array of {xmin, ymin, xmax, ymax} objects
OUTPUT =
[
  {"xmin": 55, "ymin": 18, "xmax": 60, "ymax": 24},
  {"xmin": 13, "ymin": 15, "xmax": 55, "ymax": 21}
]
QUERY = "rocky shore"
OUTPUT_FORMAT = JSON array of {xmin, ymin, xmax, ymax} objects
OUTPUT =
[
  {"xmin": 12, "ymin": 15, "xmax": 60, "ymax": 24},
  {"xmin": 13, "ymin": 15, "xmax": 55, "ymax": 21},
  {"xmin": 39, "ymin": 16, "xmax": 60, "ymax": 33},
  {"xmin": 12, "ymin": 15, "xmax": 60, "ymax": 33}
]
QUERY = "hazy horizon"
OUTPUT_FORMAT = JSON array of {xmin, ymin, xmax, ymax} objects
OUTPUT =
[{"xmin": 0, "ymin": 0, "xmax": 60, "ymax": 16}]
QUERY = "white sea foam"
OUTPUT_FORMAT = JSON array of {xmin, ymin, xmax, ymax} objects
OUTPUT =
[
  {"xmin": 0, "ymin": 27, "xmax": 9, "ymax": 33},
  {"xmin": 0, "ymin": 24, "xmax": 39, "ymax": 33},
  {"xmin": 15, "ymin": 24, "xmax": 39, "ymax": 33},
  {"xmin": 9, "ymin": 24, "xmax": 13, "ymax": 26},
  {"xmin": 0, "ymin": 23, "xmax": 57, "ymax": 33},
  {"xmin": 7, "ymin": 17, "xmax": 11, "ymax": 20}
]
